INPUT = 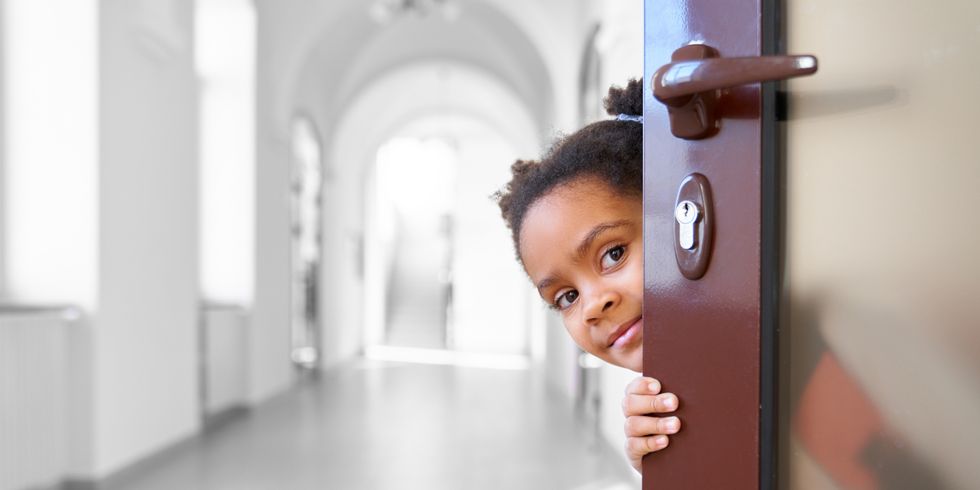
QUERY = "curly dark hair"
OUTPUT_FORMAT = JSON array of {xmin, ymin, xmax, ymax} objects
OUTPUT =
[{"xmin": 495, "ymin": 78, "xmax": 643, "ymax": 262}]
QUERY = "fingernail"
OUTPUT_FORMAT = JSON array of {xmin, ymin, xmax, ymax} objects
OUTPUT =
[
  {"xmin": 656, "ymin": 435, "xmax": 669, "ymax": 446},
  {"xmin": 663, "ymin": 396, "xmax": 677, "ymax": 410},
  {"xmin": 665, "ymin": 417, "xmax": 680, "ymax": 432},
  {"xmin": 648, "ymin": 381, "xmax": 660, "ymax": 393}
]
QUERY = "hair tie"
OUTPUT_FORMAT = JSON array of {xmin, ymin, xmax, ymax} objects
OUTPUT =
[{"xmin": 616, "ymin": 114, "xmax": 643, "ymax": 124}]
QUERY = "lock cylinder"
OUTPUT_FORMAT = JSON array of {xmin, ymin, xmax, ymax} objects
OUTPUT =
[{"xmin": 673, "ymin": 174, "xmax": 714, "ymax": 279}]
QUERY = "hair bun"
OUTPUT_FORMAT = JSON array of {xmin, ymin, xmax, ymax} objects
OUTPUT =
[
  {"xmin": 509, "ymin": 159, "xmax": 537, "ymax": 180},
  {"xmin": 495, "ymin": 159, "xmax": 538, "ymax": 222},
  {"xmin": 603, "ymin": 78, "xmax": 643, "ymax": 117}
]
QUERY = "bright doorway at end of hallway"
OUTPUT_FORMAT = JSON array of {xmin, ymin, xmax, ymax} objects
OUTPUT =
[{"xmin": 363, "ymin": 117, "xmax": 538, "ymax": 365}]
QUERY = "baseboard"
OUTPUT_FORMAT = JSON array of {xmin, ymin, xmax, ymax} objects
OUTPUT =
[
  {"xmin": 59, "ymin": 426, "xmax": 207, "ymax": 490},
  {"xmin": 203, "ymin": 404, "xmax": 250, "ymax": 433}
]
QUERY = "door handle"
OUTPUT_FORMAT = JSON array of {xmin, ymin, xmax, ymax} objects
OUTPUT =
[{"xmin": 651, "ymin": 44, "xmax": 818, "ymax": 139}]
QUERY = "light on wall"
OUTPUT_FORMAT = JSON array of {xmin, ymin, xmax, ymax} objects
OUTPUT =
[{"xmin": 376, "ymin": 137, "xmax": 457, "ymax": 217}]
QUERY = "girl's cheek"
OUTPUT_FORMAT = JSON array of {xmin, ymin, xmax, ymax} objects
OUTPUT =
[
  {"xmin": 627, "ymin": 256, "xmax": 644, "ymax": 290},
  {"xmin": 561, "ymin": 317, "xmax": 589, "ymax": 347}
]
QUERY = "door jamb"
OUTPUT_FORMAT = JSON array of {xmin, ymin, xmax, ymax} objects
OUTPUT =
[{"xmin": 760, "ymin": 0, "xmax": 783, "ymax": 488}]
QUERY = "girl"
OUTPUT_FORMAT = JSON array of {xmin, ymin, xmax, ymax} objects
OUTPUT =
[{"xmin": 495, "ymin": 79, "xmax": 680, "ymax": 472}]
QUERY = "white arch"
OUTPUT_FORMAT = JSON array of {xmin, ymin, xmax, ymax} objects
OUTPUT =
[
  {"xmin": 314, "ymin": 61, "xmax": 541, "ymax": 364},
  {"xmin": 283, "ymin": 0, "xmax": 557, "ymax": 143},
  {"xmin": 253, "ymin": 0, "xmax": 570, "ymax": 382},
  {"xmin": 332, "ymin": 61, "xmax": 540, "ymax": 181}
]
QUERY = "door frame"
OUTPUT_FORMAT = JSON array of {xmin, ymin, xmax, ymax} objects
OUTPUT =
[{"xmin": 760, "ymin": 0, "xmax": 781, "ymax": 486}]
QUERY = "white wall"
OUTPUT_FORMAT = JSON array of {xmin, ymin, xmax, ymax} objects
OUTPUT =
[
  {"xmin": 91, "ymin": 0, "xmax": 200, "ymax": 476},
  {"xmin": 249, "ymin": 131, "xmax": 293, "ymax": 402},
  {"xmin": 483, "ymin": 0, "xmax": 583, "ymax": 133},
  {"xmin": 362, "ymin": 164, "xmax": 390, "ymax": 348},
  {"xmin": 0, "ymin": 0, "xmax": 201, "ymax": 479},
  {"xmin": 0, "ymin": 0, "xmax": 6, "ymax": 298},
  {"xmin": 543, "ymin": 315, "xmax": 580, "ymax": 400},
  {"xmin": 250, "ymin": 2, "xmax": 298, "ymax": 402},
  {"xmin": 316, "ymin": 142, "xmax": 366, "ymax": 366},
  {"xmin": 587, "ymin": 0, "xmax": 645, "ymax": 474},
  {"xmin": 202, "ymin": 306, "xmax": 249, "ymax": 414},
  {"xmin": 450, "ymin": 126, "xmax": 530, "ymax": 355}
]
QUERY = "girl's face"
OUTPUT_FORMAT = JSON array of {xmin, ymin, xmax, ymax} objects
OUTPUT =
[{"xmin": 519, "ymin": 177, "xmax": 644, "ymax": 372}]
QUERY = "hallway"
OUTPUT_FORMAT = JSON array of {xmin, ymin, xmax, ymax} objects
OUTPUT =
[
  {"xmin": 100, "ymin": 361, "xmax": 635, "ymax": 490},
  {"xmin": 0, "ymin": 1, "xmax": 647, "ymax": 487}
]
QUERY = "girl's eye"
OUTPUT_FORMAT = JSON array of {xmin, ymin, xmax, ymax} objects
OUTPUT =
[
  {"xmin": 601, "ymin": 245, "xmax": 626, "ymax": 270},
  {"xmin": 553, "ymin": 289, "xmax": 579, "ymax": 310}
]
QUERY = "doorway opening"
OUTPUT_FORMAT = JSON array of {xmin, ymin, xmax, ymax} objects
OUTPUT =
[
  {"xmin": 372, "ymin": 136, "xmax": 456, "ymax": 350},
  {"xmin": 289, "ymin": 116, "xmax": 324, "ymax": 370},
  {"xmin": 362, "ymin": 116, "xmax": 535, "ymax": 369}
]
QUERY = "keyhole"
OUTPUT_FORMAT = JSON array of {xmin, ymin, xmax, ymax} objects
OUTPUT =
[{"xmin": 675, "ymin": 200, "xmax": 700, "ymax": 250}]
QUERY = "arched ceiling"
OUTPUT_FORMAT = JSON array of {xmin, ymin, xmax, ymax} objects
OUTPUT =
[
  {"xmin": 330, "ymin": 61, "xmax": 540, "ymax": 188},
  {"xmin": 289, "ymin": 0, "xmax": 555, "ymax": 151}
]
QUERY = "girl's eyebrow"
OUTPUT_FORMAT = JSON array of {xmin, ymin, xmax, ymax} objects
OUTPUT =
[
  {"xmin": 536, "ymin": 219, "xmax": 633, "ymax": 293},
  {"xmin": 574, "ymin": 220, "xmax": 633, "ymax": 259}
]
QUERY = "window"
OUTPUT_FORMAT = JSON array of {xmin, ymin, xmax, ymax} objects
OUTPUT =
[
  {"xmin": 2, "ymin": 0, "xmax": 97, "ymax": 307},
  {"xmin": 196, "ymin": 0, "xmax": 256, "ymax": 305}
]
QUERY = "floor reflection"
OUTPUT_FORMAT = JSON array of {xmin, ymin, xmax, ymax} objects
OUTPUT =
[{"xmin": 101, "ymin": 360, "xmax": 635, "ymax": 490}]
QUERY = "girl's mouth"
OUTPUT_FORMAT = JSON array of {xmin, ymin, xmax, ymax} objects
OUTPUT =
[{"xmin": 607, "ymin": 316, "xmax": 642, "ymax": 348}]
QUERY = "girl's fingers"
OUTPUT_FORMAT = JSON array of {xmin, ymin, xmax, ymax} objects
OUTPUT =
[
  {"xmin": 625, "ymin": 376, "xmax": 662, "ymax": 396},
  {"xmin": 622, "ymin": 377, "xmax": 679, "ymax": 474},
  {"xmin": 624, "ymin": 415, "xmax": 681, "ymax": 437},
  {"xmin": 626, "ymin": 434, "xmax": 670, "ymax": 462},
  {"xmin": 622, "ymin": 392, "xmax": 679, "ymax": 416}
]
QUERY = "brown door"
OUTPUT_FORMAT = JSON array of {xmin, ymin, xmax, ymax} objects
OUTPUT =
[
  {"xmin": 642, "ymin": 0, "xmax": 781, "ymax": 487},
  {"xmin": 643, "ymin": 1, "xmax": 980, "ymax": 489}
]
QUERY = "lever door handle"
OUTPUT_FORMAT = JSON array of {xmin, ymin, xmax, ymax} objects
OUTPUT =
[
  {"xmin": 653, "ymin": 53, "xmax": 817, "ymax": 104},
  {"xmin": 651, "ymin": 44, "xmax": 818, "ymax": 139}
]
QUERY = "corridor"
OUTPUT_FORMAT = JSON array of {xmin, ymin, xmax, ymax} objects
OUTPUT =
[
  {"xmin": 0, "ymin": 0, "xmax": 646, "ymax": 488},
  {"xmin": 97, "ymin": 361, "xmax": 634, "ymax": 490}
]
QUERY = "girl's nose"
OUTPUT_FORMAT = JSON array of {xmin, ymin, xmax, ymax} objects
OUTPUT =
[{"xmin": 583, "ymin": 288, "xmax": 619, "ymax": 325}]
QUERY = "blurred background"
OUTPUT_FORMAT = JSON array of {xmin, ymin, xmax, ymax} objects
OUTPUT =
[{"xmin": 0, "ymin": 0, "xmax": 647, "ymax": 488}]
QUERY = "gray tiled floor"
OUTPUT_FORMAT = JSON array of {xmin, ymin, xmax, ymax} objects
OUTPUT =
[{"xmin": 105, "ymin": 360, "xmax": 637, "ymax": 490}]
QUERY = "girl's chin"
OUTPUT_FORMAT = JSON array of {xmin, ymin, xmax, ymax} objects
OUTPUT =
[
  {"xmin": 623, "ymin": 352, "xmax": 643, "ymax": 373},
  {"xmin": 606, "ymin": 347, "xmax": 643, "ymax": 372}
]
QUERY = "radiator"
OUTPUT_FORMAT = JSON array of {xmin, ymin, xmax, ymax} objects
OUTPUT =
[
  {"xmin": 200, "ymin": 304, "xmax": 248, "ymax": 418},
  {"xmin": 0, "ymin": 305, "xmax": 77, "ymax": 490}
]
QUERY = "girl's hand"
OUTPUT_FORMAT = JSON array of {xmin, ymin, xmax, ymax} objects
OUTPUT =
[{"xmin": 622, "ymin": 376, "xmax": 680, "ymax": 473}]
